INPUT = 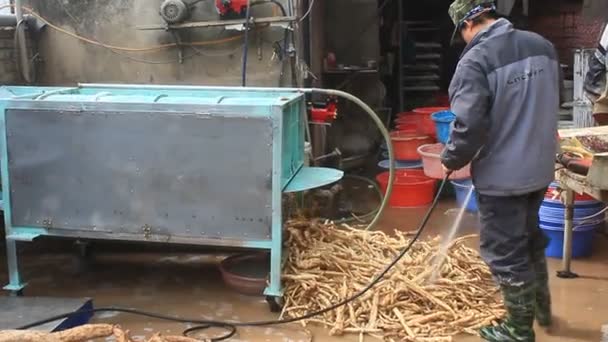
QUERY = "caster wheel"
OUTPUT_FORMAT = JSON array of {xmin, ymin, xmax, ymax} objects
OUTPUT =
[
  {"xmin": 266, "ymin": 296, "xmax": 283, "ymax": 313},
  {"xmin": 9, "ymin": 289, "xmax": 24, "ymax": 297}
]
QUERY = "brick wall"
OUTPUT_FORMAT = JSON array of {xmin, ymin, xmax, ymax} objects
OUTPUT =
[
  {"xmin": 0, "ymin": 28, "xmax": 20, "ymax": 84},
  {"xmin": 529, "ymin": 0, "xmax": 604, "ymax": 67}
]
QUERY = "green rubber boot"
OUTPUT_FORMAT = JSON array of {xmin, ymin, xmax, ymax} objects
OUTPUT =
[
  {"xmin": 532, "ymin": 251, "xmax": 552, "ymax": 327},
  {"xmin": 479, "ymin": 283, "xmax": 536, "ymax": 342}
]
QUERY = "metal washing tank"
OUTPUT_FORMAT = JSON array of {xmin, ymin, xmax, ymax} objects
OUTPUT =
[{"xmin": 0, "ymin": 84, "xmax": 343, "ymax": 302}]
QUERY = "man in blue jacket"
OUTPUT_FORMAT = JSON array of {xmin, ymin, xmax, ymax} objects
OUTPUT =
[{"xmin": 441, "ymin": 1, "xmax": 560, "ymax": 341}]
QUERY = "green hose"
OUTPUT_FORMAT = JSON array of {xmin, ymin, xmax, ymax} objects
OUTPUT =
[{"xmin": 301, "ymin": 88, "xmax": 395, "ymax": 231}]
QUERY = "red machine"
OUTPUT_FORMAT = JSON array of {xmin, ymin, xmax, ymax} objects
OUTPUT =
[
  {"xmin": 216, "ymin": 0, "xmax": 249, "ymax": 18},
  {"xmin": 310, "ymin": 98, "xmax": 338, "ymax": 123}
]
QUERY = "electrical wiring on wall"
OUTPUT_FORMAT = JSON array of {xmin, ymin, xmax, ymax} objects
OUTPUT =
[
  {"xmin": 299, "ymin": 0, "xmax": 314, "ymax": 22},
  {"xmin": 0, "ymin": 4, "xmax": 274, "ymax": 54},
  {"xmin": 6, "ymin": 2, "xmax": 295, "ymax": 67}
]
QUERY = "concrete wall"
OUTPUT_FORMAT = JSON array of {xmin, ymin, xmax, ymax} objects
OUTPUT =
[
  {"xmin": 25, "ymin": 0, "xmax": 302, "ymax": 86},
  {"xmin": 0, "ymin": 28, "xmax": 20, "ymax": 84}
]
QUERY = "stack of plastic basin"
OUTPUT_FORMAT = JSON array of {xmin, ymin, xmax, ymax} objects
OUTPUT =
[
  {"xmin": 390, "ymin": 131, "xmax": 435, "ymax": 161},
  {"xmin": 376, "ymin": 170, "xmax": 436, "ymax": 207},
  {"xmin": 431, "ymin": 110, "xmax": 456, "ymax": 144},
  {"xmin": 539, "ymin": 189, "xmax": 605, "ymax": 258},
  {"xmin": 377, "ymin": 159, "xmax": 423, "ymax": 170},
  {"xmin": 412, "ymin": 107, "xmax": 449, "ymax": 138},
  {"xmin": 394, "ymin": 114, "xmax": 420, "ymax": 133}
]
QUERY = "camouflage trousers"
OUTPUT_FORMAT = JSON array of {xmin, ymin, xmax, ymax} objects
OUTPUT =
[{"xmin": 476, "ymin": 189, "xmax": 549, "ymax": 286}]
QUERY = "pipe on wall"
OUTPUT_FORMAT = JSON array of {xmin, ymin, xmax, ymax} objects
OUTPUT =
[
  {"xmin": 0, "ymin": 14, "xmax": 35, "ymax": 26},
  {"xmin": 14, "ymin": 0, "xmax": 33, "ymax": 83}
]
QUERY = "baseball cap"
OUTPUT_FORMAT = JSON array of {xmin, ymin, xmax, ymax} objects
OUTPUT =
[{"xmin": 449, "ymin": 0, "xmax": 496, "ymax": 45}]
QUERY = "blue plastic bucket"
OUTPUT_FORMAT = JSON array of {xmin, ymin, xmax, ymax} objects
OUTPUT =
[
  {"xmin": 451, "ymin": 179, "xmax": 478, "ymax": 212},
  {"xmin": 431, "ymin": 111, "xmax": 456, "ymax": 144},
  {"xmin": 539, "ymin": 199, "xmax": 605, "ymax": 227},
  {"xmin": 539, "ymin": 197, "xmax": 604, "ymax": 258},
  {"xmin": 540, "ymin": 223, "xmax": 596, "ymax": 258}
]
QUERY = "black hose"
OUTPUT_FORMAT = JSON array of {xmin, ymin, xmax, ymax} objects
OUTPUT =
[
  {"xmin": 16, "ymin": 173, "xmax": 452, "ymax": 339},
  {"xmin": 241, "ymin": 0, "xmax": 252, "ymax": 86}
]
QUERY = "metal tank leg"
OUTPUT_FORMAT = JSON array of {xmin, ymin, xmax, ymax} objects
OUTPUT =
[
  {"xmin": 557, "ymin": 188, "xmax": 578, "ymax": 279},
  {"xmin": 264, "ymin": 219, "xmax": 283, "ymax": 312},
  {"xmin": 4, "ymin": 239, "xmax": 26, "ymax": 295}
]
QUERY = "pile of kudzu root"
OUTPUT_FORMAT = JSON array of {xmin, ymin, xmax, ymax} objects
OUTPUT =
[{"xmin": 281, "ymin": 220, "xmax": 505, "ymax": 342}]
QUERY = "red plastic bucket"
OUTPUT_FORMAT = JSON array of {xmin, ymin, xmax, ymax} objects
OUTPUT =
[
  {"xmin": 390, "ymin": 131, "xmax": 435, "ymax": 161},
  {"xmin": 412, "ymin": 107, "xmax": 450, "ymax": 138},
  {"xmin": 376, "ymin": 170, "xmax": 436, "ymax": 207}
]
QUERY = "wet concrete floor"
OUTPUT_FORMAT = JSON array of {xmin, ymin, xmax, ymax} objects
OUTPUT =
[{"xmin": 1, "ymin": 201, "xmax": 607, "ymax": 341}]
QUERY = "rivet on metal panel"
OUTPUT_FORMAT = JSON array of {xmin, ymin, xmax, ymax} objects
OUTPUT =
[{"xmin": 142, "ymin": 224, "xmax": 152, "ymax": 239}]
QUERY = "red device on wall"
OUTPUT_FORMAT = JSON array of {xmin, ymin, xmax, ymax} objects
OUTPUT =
[
  {"xmin": 310, "ymin": 98, "xmax": 338, "ymax": 123},
  {"xmin": 216, "ymin": 0, "xmax": 249, "ymax": 18}
]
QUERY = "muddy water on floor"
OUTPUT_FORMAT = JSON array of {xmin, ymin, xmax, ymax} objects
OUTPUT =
[{"xmin": 1, "ymin": 201, "xmax": 607, "ymax": 341}]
